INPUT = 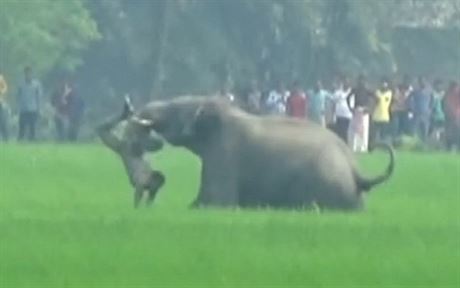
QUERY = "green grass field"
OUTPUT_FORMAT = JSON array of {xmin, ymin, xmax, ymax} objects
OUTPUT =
[{"xmin": 0, "ymin": 144, "xmax": 459, "ymax": 287}]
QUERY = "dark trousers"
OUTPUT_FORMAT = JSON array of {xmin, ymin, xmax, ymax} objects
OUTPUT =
[
  {"xmin": 335, "ymin": 117, "xmax": 350, "ymax": 143},
  {"xmin": 446, "ymin": 120, "xmax": 460, "ymax": 150},
  {"xmin": 18, "ymin": 111, "xmax": 38, "ymax": 141},
  {"xmin": 67, "ymin": 118, "xmax": 81, "ymax": 142},
  {"xmin": 55, "ymin": 116, "xmax": 66, "ymax": 142},
  {"xmin": 391, "ymin": 110, "xmax": 407, "ymax": 139},
  {"xmin": 370, "ymin": 121, "xmax": 390, "ymax": 146},
  {"xmin": 414, "ymin": 117, "xmax": 429, "ymax": 142},
  {"xmin": 0, "ymin": 105, "xmax": 8, "ymax": 141}
]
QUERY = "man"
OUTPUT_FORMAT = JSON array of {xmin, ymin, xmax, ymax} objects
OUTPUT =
[
  {"xmin": 430, "ymin": 79, "xmax": 446, "ymax": 145},
  {"xmin": 286, "ymin": 81, "xmax": 307, "ymax": 119},
  {"xmin": 17, "ymin": 66, "xmax": 42, "ymax": 141},
  {"xmin": 391, "ymin": 76, "xmax": 412, "ymax": 140},
  {"xmin": 347, "ymin": 75, "xmax": 373, "ymax": 152},
  {"xmin": 96, "ymin": 96, "xmax": 165, "ymax": 208},
  {"xmin": 0, "ymin": 72, "xmax": 9, "ymax": 141},
  {"xmin": 331, "ymin": 77, "xmax": 352, "ymax": 144},
  {"xmin": 308, "ymin": 80, "xmax": 328, "ymax": 126},
  {"xmin": 408, "ymin": 77, "xmax": 432, "ymax": 142},
  {"xmin": 443, "ymin": 81, "xmax": 460, "ymax": 151},
  {"xmin": 66, "ymin": 81, "xmax": 85, "ymax": 141},
  {"xmin": 247, "ymin": 80, "xmax": 262, "ymax": 114},
  {"xmin": 265, "ymin": 81, "xmax": 287, "ymax": 115},
  {"xmin": 371, "ymin": 78, "xmax": 393, "ymax": 145},
  {"xmin": 51, "ymin": 81, "xmax": 69, "ymax": 142}
]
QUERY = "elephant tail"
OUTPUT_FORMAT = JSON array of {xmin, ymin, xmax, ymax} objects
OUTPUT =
[{"xmin": 355, "ymin": 142, "xmax": 395, "ymax": 193}]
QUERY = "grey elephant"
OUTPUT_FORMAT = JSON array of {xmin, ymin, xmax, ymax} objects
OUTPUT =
[{"xmin": 127, "ymin": 95, "xmax": 394, "ymax": 211}]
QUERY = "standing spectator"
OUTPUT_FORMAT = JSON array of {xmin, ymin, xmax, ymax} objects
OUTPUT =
[
  {"xmin": 443, "ymin": 81, "xmax": 460, "ymax": 151},
  {"xmin": 286, "ymin": 81, "xmax": 307, "ymax": 119},
  {"xmin": 17, "ymin": 66, "xmax": 42, "ymax": 141},
  {"xmin": 0, "ymin": 72, "xmax": 9, "ymax": 141},
  {"xmin": 400, "ymin": 75, "xmax": 414, "ymax": 135},
  {"xmin": 331, "ymin": 77, "xmax": 353, "ymax": 143},
  {"xmin": 308, "ymin": 80, "xmax": 328, "ymax": 126},
  {"xmin": 247, "ymin": 80, "xmax": 262, "ymax": 114},
  {"xmin": 51, "ymin": 81, "xmax": 70, "ymax": 142},
  {"xmin": 66, "ymin": 81, "xmax": 85, "ymax": 141},
  {"xmin": 265, "ymin": 81, "xmax": 287, "ymax": 115},
  {"xmin": 391, "ymin": 77, "xmax": 412, "ymax": 140},
  {"xmin": 371, "ymin": 78, "xmax": 393, "ymax": 145},
  {"xmin": 430, "ymin": 79, "xmax": 446, "ymax": 145},
  {"xmin": 408, "ymin": 77, "xmax": 432, "ymax": 142},
  {"xmin": 347, "ymin": 75, "xmax": 373, "ymax": 152}
]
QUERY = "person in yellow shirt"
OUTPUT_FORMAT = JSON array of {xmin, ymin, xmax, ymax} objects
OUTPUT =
[
  {"xmin": 0, "ymin": 72, "xmax": 9, "ymax": 141},
  {"xmin": 371, "ymin": 78, "xmax": 392, "ymax": 146}
]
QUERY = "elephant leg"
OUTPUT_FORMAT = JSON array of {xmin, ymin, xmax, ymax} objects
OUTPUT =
[{"xmin": 193, "ymin": 160, "xmax": 238, "ymax": 207}]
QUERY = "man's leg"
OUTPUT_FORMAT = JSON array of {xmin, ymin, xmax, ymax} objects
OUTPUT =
[
  {"xmin": 146, "ymin": 171, "xmax": 165, "ymax": 205},
  {"xmin": 416, "ymin": 118, "xmax": 428, "ymax": 143},
  {"xmin": 361, "ymin": 113, "xmax": 369, "ymax": 152},
  {"xmin": 455, "ymin": 123, "xmax": 460, "ymax": 151},
  {"xmin": 133, "ymin": 186, "xmax": 143, "ymax": 208},
  {"xmin": 391, "ymin": 112, "xmax": 399, "ymax": 140},
  {"xmin": 350, "ymin": 114, "xmax": 360, "ymax": 152},
  {"xmin": 0, "ymin": 106, "xmax": 8, "ymax": 141},
  {"xmin": 382, "ymin": 122, "xmax": 391, "ymax": 143},
  {"xmin": 28, "ymin": 112, "xmax": 38, "ymax": 141},
  {"xmin": 18, "ymin": 112, "xmax": 27, "ymax": 141},
  {"xmin": 68, "ymin": 119, "xmax": 80, "ymax": 142},
  {"xmin": 55, "ymin": 116, "xmax": 64, "ymax": 142}
]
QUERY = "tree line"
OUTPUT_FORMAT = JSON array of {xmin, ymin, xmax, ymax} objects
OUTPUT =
[{"xmin": 0, "ymin": 0, "xmax": 459, "ymax": 138}]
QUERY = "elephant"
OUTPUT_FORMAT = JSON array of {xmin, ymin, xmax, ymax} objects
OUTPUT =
[{"xmin": 127, "ymin": 95, "xmax": 394, "ymax": 211}]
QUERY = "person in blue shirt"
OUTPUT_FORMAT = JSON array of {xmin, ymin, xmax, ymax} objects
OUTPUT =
[
  {"xmin": 408, "ymin": 76, "xmax": 432, "ymax": 142},
  {"xmin": 16, "ymin": 66, "xmax": 42, "ymax": 141}
]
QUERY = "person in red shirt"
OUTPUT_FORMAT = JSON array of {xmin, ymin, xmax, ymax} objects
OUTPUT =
[
  {"xmin": 443, "ymin": 81, "xmax": 460, "ymax": 151},
  {"xmin": 286, "ymin": 81, "xmax": 307, "ymax": 119}
]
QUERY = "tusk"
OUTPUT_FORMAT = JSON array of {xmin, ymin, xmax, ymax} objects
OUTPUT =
[{"xmin": 131, "ymin": 116, "xmax": 154, "ymax": 126}]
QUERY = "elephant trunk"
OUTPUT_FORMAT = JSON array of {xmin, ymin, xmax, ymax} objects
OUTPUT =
[{"xmin": 355, "ymin": 143, "xmax": 395, "ymax": 193}]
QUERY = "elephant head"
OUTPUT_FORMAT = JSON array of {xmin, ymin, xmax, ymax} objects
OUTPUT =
[{"xmin": 126, "ymin": 95, "xmax": 230, "ymax": 154}]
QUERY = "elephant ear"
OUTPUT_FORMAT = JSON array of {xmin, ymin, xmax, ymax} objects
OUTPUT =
[{"xmin": 183, "ymin": 101, "xmax": 221, "ymax": 138}]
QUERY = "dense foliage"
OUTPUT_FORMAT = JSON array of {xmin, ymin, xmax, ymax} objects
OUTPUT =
[{"xmin": 1, "ymin": 0, "xmax": 459, "ymax": 121}]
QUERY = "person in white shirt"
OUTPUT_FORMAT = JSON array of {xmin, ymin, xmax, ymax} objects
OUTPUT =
[
  {"xmin": 331, "ymin": 78, "xmax": 353, "ymax": 144},
  {"xmin": 265, "ymin": 82, "xmax": 287, "ymax": 115}
]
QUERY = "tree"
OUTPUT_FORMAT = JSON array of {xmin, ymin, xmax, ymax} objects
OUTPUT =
[{"xmin": 0, "ymin": 0, "xmax": 100, "ymax": 80}]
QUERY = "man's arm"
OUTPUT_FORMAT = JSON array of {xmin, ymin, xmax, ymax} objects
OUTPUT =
[
  {"xmin": 35, "ymin": 80, "xmax": 43, "ymax": 113},
  {"xmin": 96, "ymin": 117, "xmax": 123, "ymax": 152},
  {"xmin": 346, "ymin": 89, "xmax": 355, "ymax": 112}
]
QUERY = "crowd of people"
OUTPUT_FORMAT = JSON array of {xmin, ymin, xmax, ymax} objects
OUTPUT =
[
  {"xmin": 1, "ymin": 66, "xmax": 459, "ymax": 152},
  {"xmin": 231, "ymin": 74, "xmax": 460, "ymax": 152},
  {"xmin": 0, "ymin": 66, "xmax": 85, "ymax": 142}
]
